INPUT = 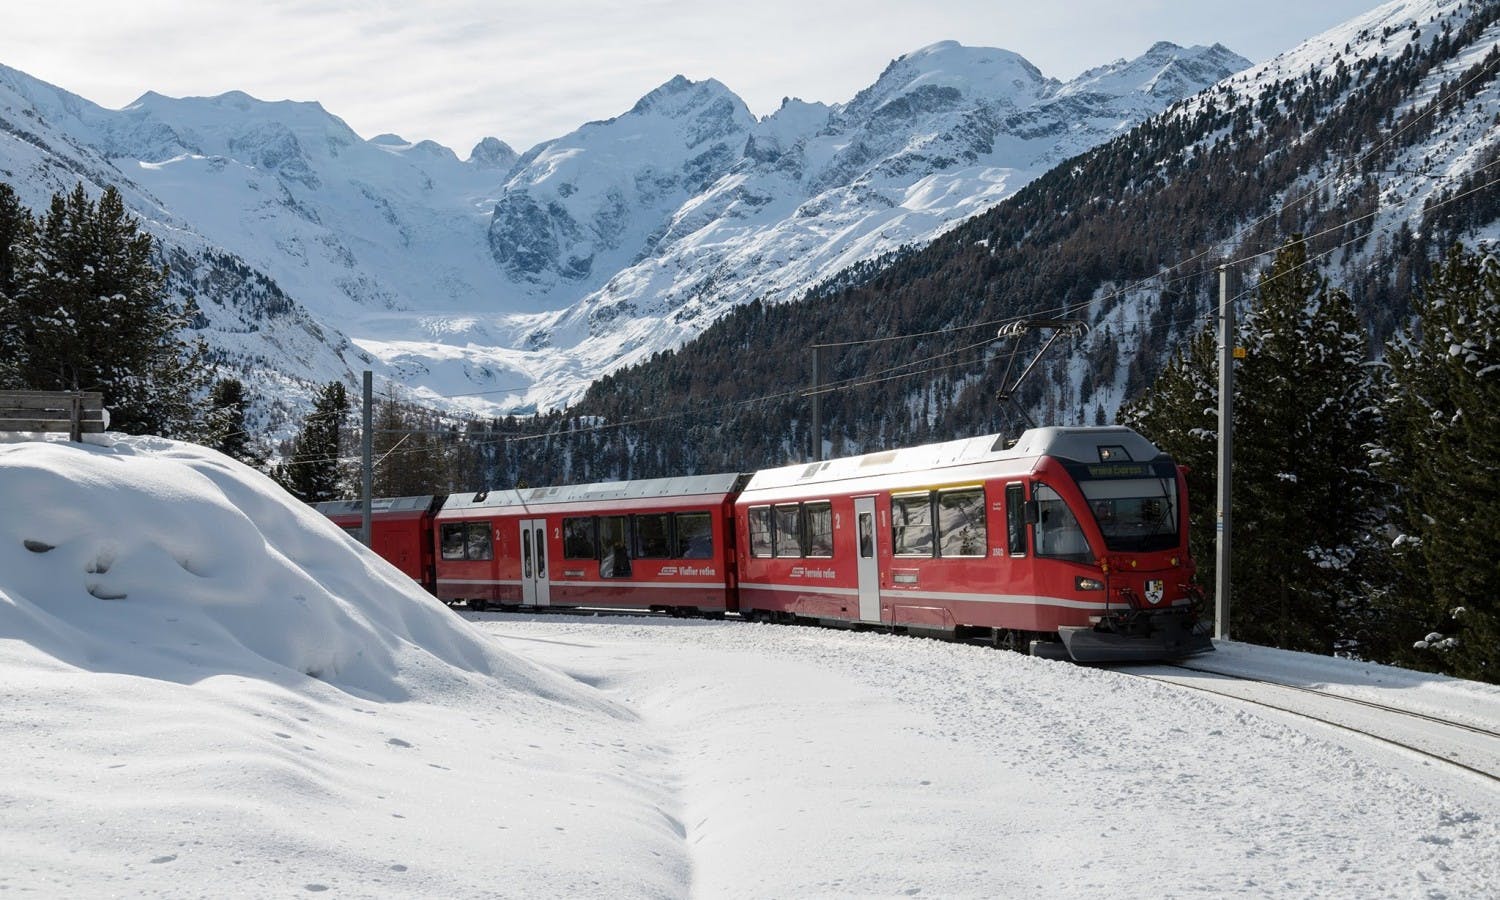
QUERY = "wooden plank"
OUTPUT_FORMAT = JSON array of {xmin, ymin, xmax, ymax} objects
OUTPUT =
[
  {"xmin": 0, "ymin": 406, "xmax": 82, "ymax": 417},
  {"xmin": 0, "ymin": 419, "xmax": 105, "ymax": 432},
  {"xmin": 0, "ymin": 396, "xmax": 104, "ymax": 411},
  {"xmin": 0, "ymin": 390, "xmax": 103, "ymax": 401},
  {"xmin": 0, "ymin": 419, "xmax": 79, "ymax": 432},
  {"xmin": 0, "ymin": 409, "xmax": 106, "ymax": 422}
]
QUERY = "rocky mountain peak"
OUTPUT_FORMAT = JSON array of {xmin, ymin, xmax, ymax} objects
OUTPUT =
[
  {"xmin": 626, "ymin": 75, "xmax": 745, "ymax": 119},
  {"xmin": 468, "ymin": 136, "xmax": 518, "ymax": 169},
  {"xmin": 852, "ymin": 42, "xmax": 1055, "ymax": 117}
]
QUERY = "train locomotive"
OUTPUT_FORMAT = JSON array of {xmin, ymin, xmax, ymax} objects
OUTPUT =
[{"xmin": 314, "ymin": 425, "xmax": 1213, "ymax": 663}]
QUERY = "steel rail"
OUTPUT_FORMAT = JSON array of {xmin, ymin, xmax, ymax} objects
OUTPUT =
[{"xmin": 1123, "ymin": 666, "xmax": 1500, "ymax": 785}]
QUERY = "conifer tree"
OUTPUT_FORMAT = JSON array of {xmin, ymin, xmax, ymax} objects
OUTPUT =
[
  {"xmin": 276, "ymin": 381, "xmax": 351, "ymax": 502},
  {"xmin": 203, "ymin": 377, "xmax": 265, "ymax": 466},
  {"xmin": 0, "ymin": 183, "xmax": 211, "ymax": 435},
  {"xmin": 1231, "ymin": 237, "xmax": 1382, "ymax": 654},
  {"xmin": 0, "ymin": 183, "xmax": 34, "ymax": 387},
  {"xmin": 370, "ymin": 388, "xmax": 450, "ymax": 497},
  {"xmin": 1127, "ymin": 237, "xmax": 1381, "ymax": 655},
  {"xmin": 1378, "ymin": 244, "xmax": 1500, "ymax": 682}
]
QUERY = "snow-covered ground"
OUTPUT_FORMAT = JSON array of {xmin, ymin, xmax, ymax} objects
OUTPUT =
[{"xmin": 3, "ymin": 433, "xmax": 1497, "ymax": 898}]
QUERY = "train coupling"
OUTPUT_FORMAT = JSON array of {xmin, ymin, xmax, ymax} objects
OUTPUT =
[{"xmin": 1055, "ymin": 607, "xmax": 1213, "ymax": 663}]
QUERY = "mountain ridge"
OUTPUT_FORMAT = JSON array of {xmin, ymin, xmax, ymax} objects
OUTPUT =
[{"xmin": 0, "ymin": 39, "xmax": 1248, "ymax": 425}]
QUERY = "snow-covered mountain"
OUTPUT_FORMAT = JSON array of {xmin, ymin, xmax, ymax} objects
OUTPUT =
[
  {"xmin": 555, "ymin": 0, "xmax": 1500, "ymax": 481},
  {"xmin": 459, "ymin": 40, "xmax": 1250, "ymax": 408},
  {"xmin": 0, "ymin": 41, "xmax": 1247, "ymax": 420}
]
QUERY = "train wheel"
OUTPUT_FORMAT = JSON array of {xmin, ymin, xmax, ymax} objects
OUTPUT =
[
  {"xmin": 991, "ymin": 629, "xmax": 1021, "ymax": 652},
  {"xmin": 470, "ymin": 598, "xmax": 488, "ymax": 612}
]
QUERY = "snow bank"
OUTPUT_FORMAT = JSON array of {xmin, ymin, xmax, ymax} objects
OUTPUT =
[
  {"xmin": 0, "ymin": 433, "xmax": 523, "ymax": 700},
  {"xmin": 0, "ymin": 434, "xmax": 689, "ymax": 897}
]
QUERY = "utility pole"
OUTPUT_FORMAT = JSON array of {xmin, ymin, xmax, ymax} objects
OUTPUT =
[
  {"xmin": 361, "ymin": 370, "xmax": 373, "ymax": 548},
  {"xmin": 810, "ymin": 345, "xmax": 823, "ymax": 462},
  {"xmin": 1215, "ymin": 266, "xmax": 1234, "ymax": 642}
]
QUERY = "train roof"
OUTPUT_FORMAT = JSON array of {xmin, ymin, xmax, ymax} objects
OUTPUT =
[
  {"xmin": 311, "ymin": 495, "xmax": 440, "ymax": 517},
  {"xmin": 437, "ymin": 472, "xmax": 751, "ymax": 517},
  {"xmin": 743, "ymin": 426, "xmax": 1167, "ymax": 494}
]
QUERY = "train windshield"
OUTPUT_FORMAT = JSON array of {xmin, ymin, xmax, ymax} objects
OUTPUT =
[{"xmin": 1065, "ymin": 460, "xmax": 1180, "ymax": 553}]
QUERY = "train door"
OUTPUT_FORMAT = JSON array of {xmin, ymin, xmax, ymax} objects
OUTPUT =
[
  {"xmin": 519, "ymin": 518, "xmax": 551, "ymax": 607},
  {"xmin": 854, "ymin": 496, "xmax": 881, "ymax": 622}
]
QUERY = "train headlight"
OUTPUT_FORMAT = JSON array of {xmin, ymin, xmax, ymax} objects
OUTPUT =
[{"xmin": 1075, "ymin": 577, "xmax": 1105, "ymax": 591}]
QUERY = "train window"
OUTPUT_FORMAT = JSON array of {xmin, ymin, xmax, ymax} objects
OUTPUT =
[
  {"xmin": 441, "ymin": 522, "xmax": 493, "ymax": 561},
  {"xmin": 1033, "ymin": 484, "xmax": 1093, "ymax": 564},
  {"xmin": 892, "ymin": 493, "xmax": 934, "ymax": 557},
  {"xmin": 633, "ymin": 513, "xmax": 672, "ymax": 559},
  {"xmin": 1005, "ymin": 483, "xmax": 1026, "ymax": 555},
  {"xmin": 1069, "ymin": 462, "xmax": 1180, "ymax": 554},
  {"xmin": 748, "ymin": 506, "xmax": 774, "ymax": 558},
  {"xmin": 674, "ymin": 512, "xmax": 713, "ymax": 558},
  {"xmin": 804, "ymin": 502, "xmax": 833, "ymax": 557},
  {"xmin": 441, "ymin": 524, "xmax": 467, "ymax": 560},
  {"xmin": 937, "ymin": 488, "xmax": 986, "ymax": 557},
  {"xmin": 858, "ymin": 512, "xmax": 874, "ymax": 559},
  {"xmin": 599, "ymin": 515, "xmax": 632, "ymax": 577},
  {"xmin": 773, "ymin": 504, "xmax": 803, "ymax": 558},
  {"xmin": 563, "ymin": 517, "xmax": 598, "ymax": 560},
  {"xmin": 466, "ymin": 523, "xmax": 493, "ymax": 560}
]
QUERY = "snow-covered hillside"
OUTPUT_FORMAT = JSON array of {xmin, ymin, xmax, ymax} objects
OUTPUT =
[
  {"xmin": 0, "ymin": 40, "xmax": 1245, "ymax": 420},
  {"xmin": 2, "ymin": 431, "xmax": 1496, "ymax": 897},
  {"xmin": 1055, "ymin": 0, "xmax": 1500, "ymax": 423}
]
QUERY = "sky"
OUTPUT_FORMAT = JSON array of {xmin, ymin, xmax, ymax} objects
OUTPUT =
[
  {"xmin": 4, "ymin": 0, "xmax": 1384, "ymax": 156},
  {"xmin": 3, "ymin": 429, "xmax": 1497, "ymax": 896}
]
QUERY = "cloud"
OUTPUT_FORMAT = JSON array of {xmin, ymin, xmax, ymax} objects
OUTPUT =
[{"xmin": 2, "ymin": 0, "xmax": 1380, "ymax": 156}]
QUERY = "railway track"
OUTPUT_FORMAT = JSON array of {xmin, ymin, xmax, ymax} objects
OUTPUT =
[{"xmin": 1121, "ymin": 662, "xmax": 1500, "ymax": 784}]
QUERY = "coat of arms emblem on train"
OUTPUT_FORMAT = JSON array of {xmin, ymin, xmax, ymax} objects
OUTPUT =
[{"xmin": 1145, "ymin": 579, "xmax": 1165, "ymax": 604}]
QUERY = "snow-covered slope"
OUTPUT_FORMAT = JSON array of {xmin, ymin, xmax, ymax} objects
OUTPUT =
[
  {"xmin": 0, "ymin": 41, "xmax": 1245, "ymax": 419},
  {"xmin": 1056, "ymin": 0, "xmax": 1500, "ymax": 423}
]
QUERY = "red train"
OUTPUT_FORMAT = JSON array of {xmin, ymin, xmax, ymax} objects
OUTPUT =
[{"xmin": 314, "ymin": 426, "xmax": 1213, "ymax": 662}]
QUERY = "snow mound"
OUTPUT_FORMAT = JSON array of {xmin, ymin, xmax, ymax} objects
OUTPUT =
[{"xmin": 0, "ymin": 433, "xmax": 570, "ymax": 705}]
